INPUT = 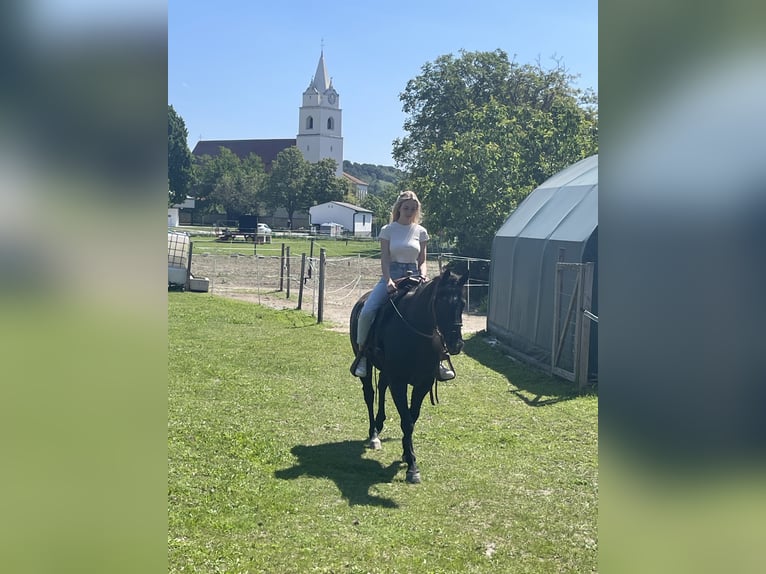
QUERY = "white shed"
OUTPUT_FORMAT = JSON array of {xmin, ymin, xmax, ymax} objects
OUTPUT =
[
  {"xmin": 309, "ymin": 201, "xmax": 373, "ymax": 237},
  {"xmin": 168, "ymin": 208, "xmax": 180, "ymax": 228}
]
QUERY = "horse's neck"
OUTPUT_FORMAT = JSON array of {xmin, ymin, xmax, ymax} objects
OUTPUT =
[{"xmin": 399, "ymin": 279, "xmax": 437, "ymax": 327}]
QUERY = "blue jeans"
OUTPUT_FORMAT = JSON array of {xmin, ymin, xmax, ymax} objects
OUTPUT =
[{"xmin": 356, "ymin": 262, "xmax": 420, "ymax": 346}]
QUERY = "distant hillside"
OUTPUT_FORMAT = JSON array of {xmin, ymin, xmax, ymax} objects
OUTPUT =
[{"xmin": 343, "ymin": 161, "xmax": 405, "ymax": 195}]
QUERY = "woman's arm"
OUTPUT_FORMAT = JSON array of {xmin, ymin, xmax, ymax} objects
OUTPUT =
[
  {"xmin": 380, "ymin": 239, "xmax": 396, "ymax": 290},
  {"xmin": 418, "ymin": 240, "xmax": 428, "ymax": 279}
]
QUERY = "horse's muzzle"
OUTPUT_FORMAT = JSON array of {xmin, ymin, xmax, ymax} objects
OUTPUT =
[{"xmin": 446, "ymin": 336, "xmax": 464, "ymax": 355}]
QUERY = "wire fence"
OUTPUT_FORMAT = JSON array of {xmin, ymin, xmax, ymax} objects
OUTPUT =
[{"xmin": 189, "ymin": 242, "xmax": 490, "ymax": 324}]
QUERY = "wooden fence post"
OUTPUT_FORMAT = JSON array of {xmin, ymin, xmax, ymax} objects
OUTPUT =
[
  {"xmin": 185, "ymin": 241, "xmax": 193, "ymax": 292},
  {"xmin": 285, "ymin": 246, "xmax": 291, "ymax": 299},
  {"xmin": 279, "ymin": 243, "xmax": 285, "ymax": 291},
  {"xmin": 297, "ymin": 253, "xmax": 306, "ymax": 310},
  {"xmin": 317, "ymin": 248, "xmax": 326, "ymax": 323}
]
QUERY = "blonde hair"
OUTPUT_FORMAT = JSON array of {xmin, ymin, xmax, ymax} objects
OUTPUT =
[{"xmin": 390, "ymin": 190, "xmax": 422, "ymax": 223}]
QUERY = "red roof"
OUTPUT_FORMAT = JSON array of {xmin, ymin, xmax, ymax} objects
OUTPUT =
[{"xmin": 192, "ymin": 139, "xmax": 297, "ymax": 172}]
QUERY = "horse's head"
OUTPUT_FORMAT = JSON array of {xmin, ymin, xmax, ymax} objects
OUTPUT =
[{"xmin": 433, "ymin": 268, "xmax": 468, "ymax": 355}]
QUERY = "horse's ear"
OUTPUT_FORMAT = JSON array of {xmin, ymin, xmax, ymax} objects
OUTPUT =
[
  {"xmin": 459, "ymin": 269, "xmax": 469, "ymax": 286},
  {"xmin": 440, "ymin": 267, "xmax": 451, "ymax": 280}
]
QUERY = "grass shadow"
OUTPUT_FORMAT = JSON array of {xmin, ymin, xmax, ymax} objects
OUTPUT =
[
  {"xmin": 274, "ymin": 440, "xmax": 402, "ymax": 508},
  {"xmin": 462, "ymin": 332, "xmax": 593, "ymax": 406}
]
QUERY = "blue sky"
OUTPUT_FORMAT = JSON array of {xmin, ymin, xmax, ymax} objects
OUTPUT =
[{"xmin": 168, "ymin": 0, "xmax": 597, "ymax": 167}]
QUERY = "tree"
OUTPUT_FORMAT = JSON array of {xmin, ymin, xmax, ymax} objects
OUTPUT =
[
  {"xmin": 393, "ymin": 50, "xmax": 598, "ymax": 257},
  {"xmin": 213, "ymin": 152, "xmax": 266, "ymax": 218},
  {"xmin": 191, "ymin": 148, "xmax": 266, "ymax": 221},
  {"xmin": 361, "ymin": 187, "xmax": 399, "ymax": 235},
  {"xmin": 168, "ymin": 105, "xmax": 193, "ymax": 206},
  {"xmin": 265, "ymin": 147, "xmax": 309, "ymax": 229},
  {"xmin": 308, "ymin": 158, "xmax": 346, "ymax": 205}
]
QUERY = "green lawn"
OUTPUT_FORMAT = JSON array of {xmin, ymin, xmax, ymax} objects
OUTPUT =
[
  {"xmin": 168, "ymin": 293, "xmax": 597, "ymax": 573},
  {"xmin": 185, "ymin": 233, "xmax": 381, "ymax": 259}
]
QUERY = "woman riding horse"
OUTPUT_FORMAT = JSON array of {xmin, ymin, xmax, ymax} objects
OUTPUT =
[
  {"xmin": 349, "ymin": 267, "xmax": 468, "ymax": 483},
  {"xmin": 350, "ymin": 190, "xmax": 455, "ymax": 382}
]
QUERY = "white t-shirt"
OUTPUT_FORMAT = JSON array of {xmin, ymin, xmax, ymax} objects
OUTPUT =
[{"xmin": 379, "ymin": 222, "xmax": 429, "ymax": 263}]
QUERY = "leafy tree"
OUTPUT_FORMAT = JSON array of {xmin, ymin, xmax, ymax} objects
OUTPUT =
[
  {"xmin": 191, "ymin": 148, "xmax": 266, "ymax": 221},
  {"xmin": 168, "ymin": 105, "xmax": 193, "ymax": 206},
  {"xmin": 361, "ymin": 187, "xmax": 399, "ymax": 234},
  {"xmin": 342, "ymin": 180, "xmax": 358, "ymax": 205},
  {"xmin": 216, "ymin": 153, "xmax": 266, "ymax": 218},
  {"xmin": 393, "ymin": 49, "xmax": 598, "ymax": 257},
  {"xmin": 265, "ymin": 146, "xmax": 309, "ymax": 229},
  {"xmin": 308, "ymin": 158, "xmax": 346, "ymax": 205}
]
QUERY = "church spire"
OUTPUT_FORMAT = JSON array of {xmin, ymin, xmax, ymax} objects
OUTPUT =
[
  {"xmin": 297, "ymin": 50, "xmax": 343, "ymax": 177},
  {"xmin": 312, "ymin": 51, "xmax": 330, "ymax": 92}
]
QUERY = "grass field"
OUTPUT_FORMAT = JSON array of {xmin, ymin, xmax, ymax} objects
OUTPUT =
[
  {"xmin": 183, "ymin": 232, "xmax": 382, "ymax": 259},
  {"xmin": 168, "ymin": 293, "xmax": 598, "ymax": 573}
]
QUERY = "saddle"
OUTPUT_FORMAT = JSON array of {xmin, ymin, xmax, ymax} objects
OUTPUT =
[{"xmin": 365, "ymin": 275, "xmax": 425, "ymax": 359}]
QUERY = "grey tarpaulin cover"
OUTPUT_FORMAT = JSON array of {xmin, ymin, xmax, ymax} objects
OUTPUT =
[{"xmin": 488, "ymin": 155, "xmax": 598, "ymax": 376}]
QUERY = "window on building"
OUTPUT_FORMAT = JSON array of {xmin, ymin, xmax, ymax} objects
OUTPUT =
[
  {"xmin": 327, "ymin": 117, "xmax": 334, "ymax": 130},
  {"xmin": 306, "ymin": 116, "xmax": 314, "ymax": 130}
]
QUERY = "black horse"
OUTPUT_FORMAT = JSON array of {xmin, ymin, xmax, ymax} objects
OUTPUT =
[{"xmin": 349, "ymin": 268, "xmax": 468, "ymax": 483}]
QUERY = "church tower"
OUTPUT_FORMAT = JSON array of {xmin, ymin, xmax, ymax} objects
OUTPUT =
[{"xmin": 297, "ymin": 51, "xmax": 343, "ymax": 177}]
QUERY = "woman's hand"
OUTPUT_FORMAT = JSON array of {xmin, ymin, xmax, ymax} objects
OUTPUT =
[{"xmin": 386, "ymin": 278, "xmax": 397, "ymax": 293}]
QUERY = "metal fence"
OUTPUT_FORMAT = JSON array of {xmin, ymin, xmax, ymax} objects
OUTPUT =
[{"xmin": 189, "ymin": 242, "xmax": 490, "ymax": 324}]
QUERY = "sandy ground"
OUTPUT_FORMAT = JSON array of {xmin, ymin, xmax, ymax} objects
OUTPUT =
[
  {"xmin": 222, "ymin": 289, "xmax": 488, "ymax": 335},
  {"xmin": 192, "ymin": 252, "xmax": 487, "ymax": 335}
]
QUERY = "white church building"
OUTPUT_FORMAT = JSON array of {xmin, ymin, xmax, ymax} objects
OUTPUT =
[
  {"xmin": 190, "ymin": 52, "xmax": 368, "ymax": 228},
  {"xmin": 296, "ymin": 52, "xmax": 344, "ymax": 177}
]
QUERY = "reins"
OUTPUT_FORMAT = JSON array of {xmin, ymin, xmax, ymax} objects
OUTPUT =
[
  {"xmin": 388, "ymin": 297, "xmax": 436, "ymax": 340},
  {"xmin": 387, "ymin": 277, "xmax": 462, "ymax": 349}
]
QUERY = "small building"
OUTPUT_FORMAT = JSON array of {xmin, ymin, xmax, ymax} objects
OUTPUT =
[
  {"xmin": 168, "ymin": 208, "xmax": 180, "ymax": 228},
  {"xmin": 488, "ymin": 155, "xmax": 598, "ymax": 387},
  {"xmin": 309, "ymin": 201, "xmax": 373, "ymax": 237},
  {"xmin": 168, "ymin": 196, "xmax": 196, "ymax": 227},
  {"xmin": 342, "ymin": 172, "xmax": 369, "ymax": 202}
]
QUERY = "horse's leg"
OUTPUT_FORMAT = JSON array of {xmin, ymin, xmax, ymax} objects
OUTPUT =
[
  {"xmin": 400, "ymin": 382, "xmax": 432, "ymax": 468},
  {"xmin": 361, "ymin": 374, "xmax": 381, "ymax": 450},
  {"xmin": 409, "ymin": 382, "xmax": 432, "ymax": 426},
  {"xmin": 389, "ymin": 381, "xmax": 420, "ymax": 484},
  {"xmin": 374, "ymin": 372, "xmax": 389, "ymax": 436}
]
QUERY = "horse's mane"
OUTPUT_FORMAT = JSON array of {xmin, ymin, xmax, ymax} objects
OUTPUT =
[{"xmin": 398, "ymin": 272, "xmax": 441, "ymax": 309}]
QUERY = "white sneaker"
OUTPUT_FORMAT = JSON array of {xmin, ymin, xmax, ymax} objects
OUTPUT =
[
  {"xmin": 438, "ymin": 362, "xmax": 455, "ymax": 381},
  {"xmin": 354, "ymin": 357, "xmax": 368, "ymax": 377}
]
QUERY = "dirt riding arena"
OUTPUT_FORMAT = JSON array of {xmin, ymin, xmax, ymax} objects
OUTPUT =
[{"xmin": 190, "ymin": 251, "xmax": 488, "ymax": 335}]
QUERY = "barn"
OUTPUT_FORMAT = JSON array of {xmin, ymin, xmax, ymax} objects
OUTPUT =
[{"xmin": 487, "ymin": 155, "xmax": 598, "ymax": 388}]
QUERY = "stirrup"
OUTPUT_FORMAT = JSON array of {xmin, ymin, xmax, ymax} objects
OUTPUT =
[
  {"xmin": 351, "ymin": 349, "xmax": 367, "ymax": 377},
  {"xmin": 353, "ymin": 357, "xmax": 368, "ymax": 378},
  {"xmin": 437, "ymin": 361, "xmax": 455, "ymax": 381}
]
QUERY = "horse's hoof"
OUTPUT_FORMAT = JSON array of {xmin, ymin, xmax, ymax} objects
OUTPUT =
[
  {"xmin": 369, "ymin": 437, "xmax": 382, "ymax": 450},
  {"xmin": 406, "ymin": 470, "xmax": 421, "ymax": 484}
]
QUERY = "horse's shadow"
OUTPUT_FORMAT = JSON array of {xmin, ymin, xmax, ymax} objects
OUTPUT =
[
  {"xmin": 274, "ymin": 440, "xmax": 402, "ymax": 508},
  {"xmin": 462, "ymin": 333, "xmax": 591, "ymax": 406}
]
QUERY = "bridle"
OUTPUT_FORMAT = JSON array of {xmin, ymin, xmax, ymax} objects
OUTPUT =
[{"xmin": 388, "ymin": 278, "xmax": 463, "ymax": 348}]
